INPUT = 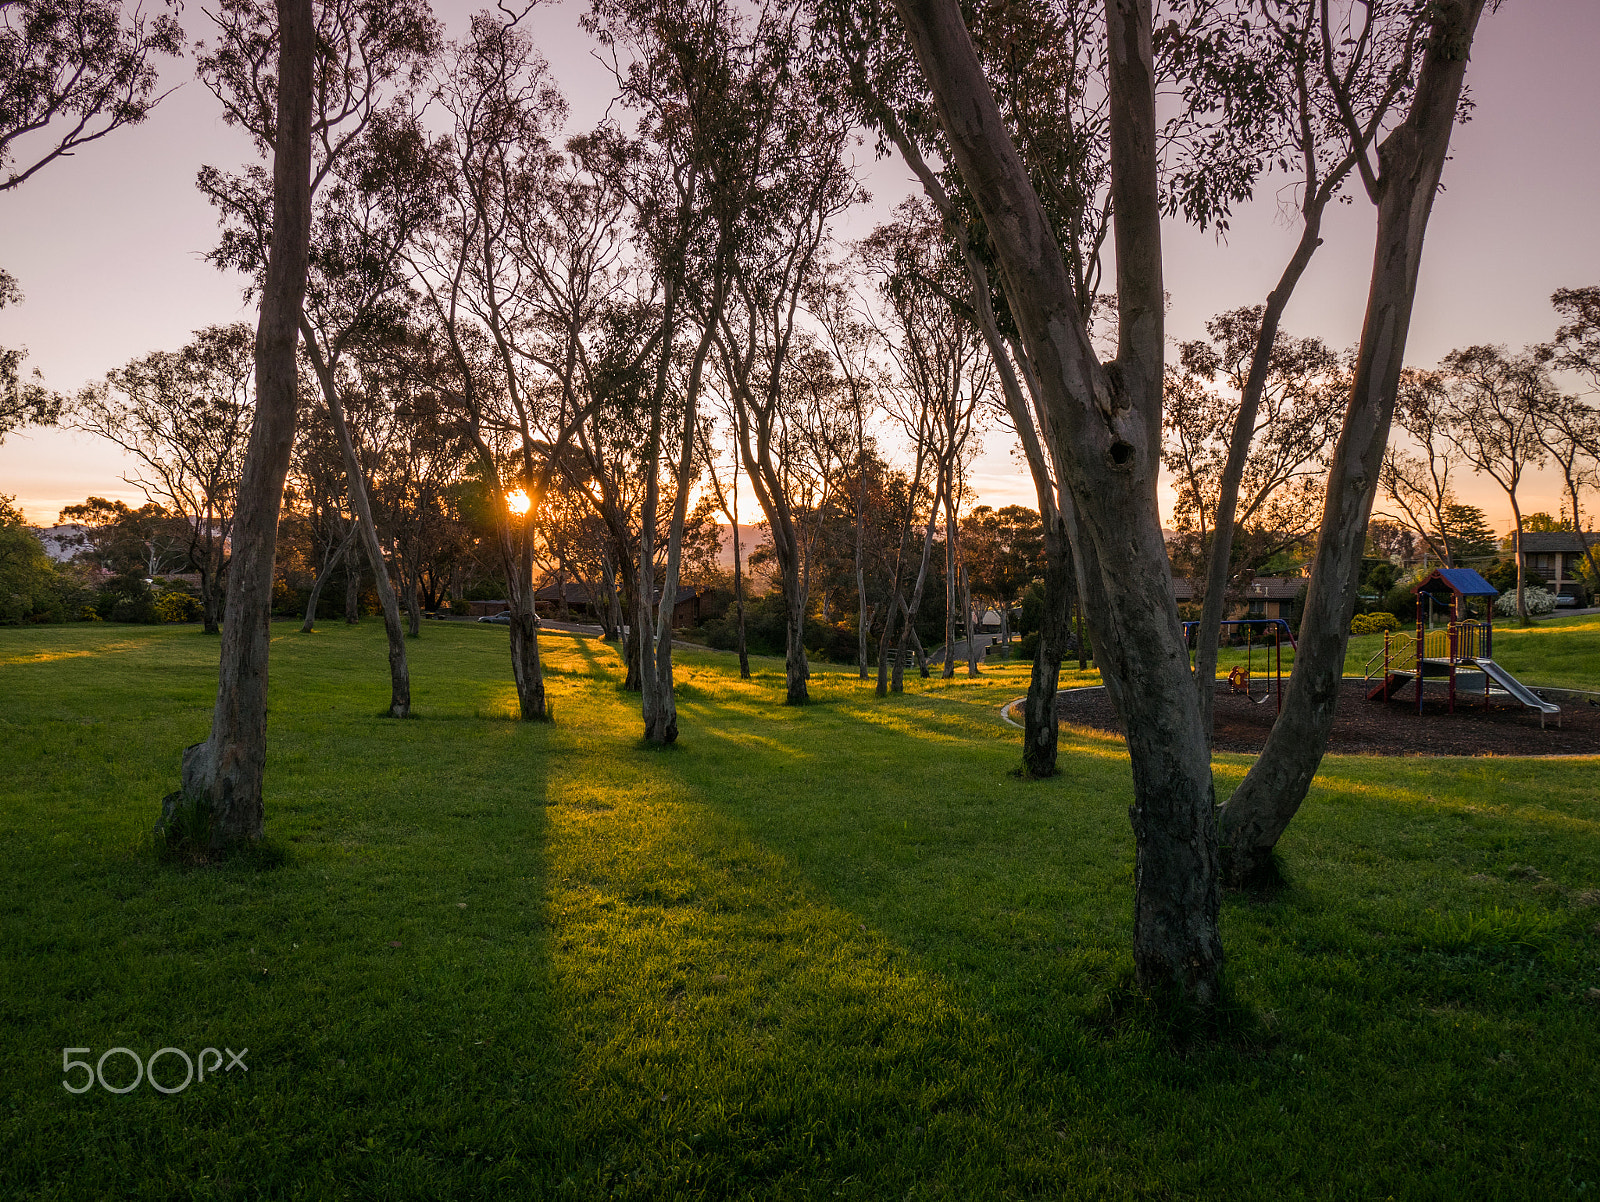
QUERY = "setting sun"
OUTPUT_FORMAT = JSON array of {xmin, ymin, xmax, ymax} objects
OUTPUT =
[{"xmin": 506, "ymin": 489, "xmax": 532, "ymax": 516}]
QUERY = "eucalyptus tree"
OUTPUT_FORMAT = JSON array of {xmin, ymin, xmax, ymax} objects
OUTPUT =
[
  {"xmin": 705, "ymin": 6, "xmax": 862, "ymax": 707},
  {"xmin": 1161, "ymin": 308, "xmax": 1344, "ymax": 597},
  {"xmin": 1217, "ymin": 0, "xmax": 1489, "ymax": 883},
  {"xmin": 1546, "ymin": 287, "xmax": 1600, "ymax": 583},
  {"xmin": 0, "ymin": 271, "xmax": 61, "ymax": 443},
  {"xmin": 0, "ymin": 0, "xmax": 184, "ymax": 435},
  {"xmin": 1437, "ymin": 345, "xmax": 1553, "ymax": 619},
  {"xmin": 1179, "ymin": 0, "xmax": 1434, "ymax": 735},
  {"xmin": 199, "ymin": 9, "xmax": 443, "ymax": 719},
  {"xmin": 860, "ymin": 201, "xmax": 990, "ymax": 692},
  {"xmin": 286, "ymin": 391, "xmax": 356, "ymax": 632},
  {"xmin": 415, "ymin": 8, "xmax": 595, "ymax": 720},
  {"xmin": 698, "ymin": 414, "xmax": 751, "ymax": 677},
  {"xmin": 163, "ymin": 0, "xmax": 315, "ymax": 848},
  {"xmin": 0, "ymin": 0, "xmax": 182, "ymax": 191},
  {"xmin": 586, "ymin": 0, "xmax": 781, "ymax": 742},
  {"xmin": 72, "ymin": 323, "xmax": 255, "ymax": 633},
  {"xmin": 874, "ymin": 0, "xmax": 1248, "ymax": 1000},
  {"xmin": 808, "ymin": 267, "xmax": 885, "ymax": 679},
  {"xmin": 1378, "ymin": 367, "xmax": 1460, "ymax": 567},
  {"xmin": 1533, "ymin": 394, "xmax": 1600, "ymax": 584}
]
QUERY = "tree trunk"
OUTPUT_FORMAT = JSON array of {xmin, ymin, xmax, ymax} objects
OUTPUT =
[
  {"xmin": 1511, "ymin": 502, "xmax": 1526, "ymax": 619},
  {"xmin": 404, "ymin": 559, "xmax": 421, "ymax": 637},
  {"xmin": 199, "ymin": 564, "xmax": 221, "ymax": 635},
  {"xmin": 163, "ymin": 0, "xmax": 313, "ymax": 849},
  {"xmin": 300, "ymin": 521, "xmax": 355, "ymax": 632},
  {"xmin": 893, "ymin": 477, "xmax": 941, "ymax": 693},
  {"xmin": 600, "ymin": 547, "xmax": 621, "ymax": 641},
  {"xmin": 962, "ymin": 563, "xmax": 980, "ymax": 676},
  {"xmin": 856, "ymin": 461, "xmax": 870, "ymax": 680},
  {"xmin": 780, "ymin": 552, "xmax": 809, "ymax": 704},
  {"xmin": 732, "ymin": 508, "xmax": 750, "ymax": 680},
  {"xmin": 1022, "ymin": 516, "xmax": 1071, "ymax": 777},
  {"xmin": 305, "ymin": 333, "xmax": 411, "ymax": 719},
  {"xmin": 1216, "ymin": 0, "xmax": 1486, "ymax": 884},
  {"xmin": 345, "ymin": 561, "xmax": 360, "ymax": 624},
  {"xmin": 894, "ymin": 0, "xmax": 1222, "ymax": 1003},
  {"xmin": 505, "ymin": 520, "xmax": 547, "ymax": 720},
  {"xmin": 942, "ymin": 470, "xmax": 957, "ymax": 679}
]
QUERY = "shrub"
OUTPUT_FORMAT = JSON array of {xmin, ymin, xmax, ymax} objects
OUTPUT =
[
  {"xmin": 1016, "ymin": 629, "xmax": 1040, "ymax": 663},
  {"xmin": 154, "ymin": 588, "xmax": 202, "ymax": 623},
  {"xmin": 1495, "ymin": 586, "xmax": 1557, "ymax": 617},
  {"xmin": 1351, "ymin": 612, "xmax": 1401, "ymax": 636}
]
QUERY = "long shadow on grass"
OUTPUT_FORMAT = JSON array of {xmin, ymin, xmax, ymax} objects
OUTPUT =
[{"xmin": 0, "ymin": 656, "xmax": 583, "ymax": 1200}]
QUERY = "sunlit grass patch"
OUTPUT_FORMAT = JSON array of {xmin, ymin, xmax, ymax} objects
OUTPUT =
[{"xmin": 0, "ymin": 619, "xmax": 1597, "ymax": 1197}]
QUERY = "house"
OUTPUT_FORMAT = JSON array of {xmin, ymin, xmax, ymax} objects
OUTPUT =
[
  {"xmin": 1171, "ymin": 575, "xmax": 1301, "ymax": 620},
  {"xmin": 534, "ymin": 581, "xmax": 601, "ymax": 621},
  {"xmin": 1513, "ymin": 531, "xmax": 1598, "ymax": 602}
]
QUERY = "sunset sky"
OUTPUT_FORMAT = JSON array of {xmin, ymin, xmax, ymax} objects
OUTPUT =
[{"xmin": 2, "ymin": 0, "xmax": 1597, "ymax": 536}]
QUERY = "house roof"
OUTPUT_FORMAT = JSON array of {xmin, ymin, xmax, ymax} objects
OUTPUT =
[
  {"xmin": 1514, "ymin": 531, "xmax": 1600, "ymax": 554},
  {"xmin": 1417, "ymin": 567, "xmax": 1498, "ymax": 598},
  {"xmin": 533, "ymin": 581, "xmax": 592, "ymax": 603}
]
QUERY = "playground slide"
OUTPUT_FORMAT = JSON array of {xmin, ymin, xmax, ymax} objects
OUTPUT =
[{"xmin": 1469, "ymin": 658, "xmax": 1561, "ymax": 716}]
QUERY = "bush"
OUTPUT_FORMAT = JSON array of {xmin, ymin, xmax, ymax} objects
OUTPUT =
[
  {"xmin": 1495, "ymin": 586, "xmax": 1557, "ymax": 617},
  {"xmin": 1350, "ymin": 612, "xmax": 1400, "ymax": 636},
  {"xmin": 93, "ymin": 574, "xmax": 158, "ymax": 623},
  {"xmin": 1016, "ymin": 629, "xmax": 1040, "ymax": 664},
  {"xmin": 154, "ymin": 588, "xmax": 202, "ymax": 623},
  {"xmin": 0, "ymin": 499, "xmax": 89, "ymax": 624}
]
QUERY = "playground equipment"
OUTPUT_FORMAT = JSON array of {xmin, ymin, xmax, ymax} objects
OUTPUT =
[
  {"xmin": 1362, "ymin": 567, "xmax": 1561, "ymax": 727},
  {"xmin": 1183, "ymin": 618, "xmax": 1295, "ymax": 713}
]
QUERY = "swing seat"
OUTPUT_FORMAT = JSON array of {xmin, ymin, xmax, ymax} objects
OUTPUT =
[{"xmin": 1228, "ymin": 664, "xmax": 1273, "ymax": 705}]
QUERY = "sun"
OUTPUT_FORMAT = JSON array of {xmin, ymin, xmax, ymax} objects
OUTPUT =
[{"xmin": 506, "ymin": 488, "xmax": 532, "ymax": 516}]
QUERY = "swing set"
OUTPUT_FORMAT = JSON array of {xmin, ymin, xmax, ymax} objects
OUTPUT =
[{"xmin": 1182, "ymin": 618, "xmax": 1296, "ymax": 713}]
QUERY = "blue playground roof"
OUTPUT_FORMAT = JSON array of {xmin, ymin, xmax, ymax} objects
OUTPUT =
[{"xmin": 1417, "ymin": 567, "xmax": 1499, "ymax": 597}]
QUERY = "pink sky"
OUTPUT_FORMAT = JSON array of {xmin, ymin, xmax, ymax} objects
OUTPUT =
[{"xmin": 2, "ymin": 1, "xmax": 1597, "ymax": 535}]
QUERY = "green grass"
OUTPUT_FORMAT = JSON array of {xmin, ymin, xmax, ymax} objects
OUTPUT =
[
  {"xmin": 1162, "ymin": 611, "xmax": 1600, "ymax": 692},
  {"xmin": 2, "ymin": 620, "xmax": 1598, "ymax": 1199}
]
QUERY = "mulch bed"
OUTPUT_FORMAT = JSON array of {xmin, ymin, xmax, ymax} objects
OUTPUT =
[{"xmin": 1054, "ymin": 677, "xmax": 1600, "ymax": 757}]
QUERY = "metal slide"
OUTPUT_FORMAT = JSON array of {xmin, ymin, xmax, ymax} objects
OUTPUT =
[{"xmin": 1469, "ymin": 658, "xmax": 1561, "ymax": 719}]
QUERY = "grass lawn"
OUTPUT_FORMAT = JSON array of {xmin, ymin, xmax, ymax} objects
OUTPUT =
[
  {"xmin": 1140, "ymin": 611, "xmax": 1600, "ymax": 693},
  {"xmin": 2, "ymin": 620, "xmax": 1598, "ymax": 1199}
]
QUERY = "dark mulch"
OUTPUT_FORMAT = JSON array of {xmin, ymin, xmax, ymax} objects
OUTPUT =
[{"xmin": 1055, "ymin": 676, "xmax": 1600, "ymax": 757}]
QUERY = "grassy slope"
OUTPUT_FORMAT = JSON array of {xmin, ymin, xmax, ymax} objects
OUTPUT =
[{"xmin": 0, "ymin": 621, "xmax": 1596, "ymax": 1199}]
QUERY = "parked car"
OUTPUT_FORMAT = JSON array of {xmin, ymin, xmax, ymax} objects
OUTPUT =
[
  {"xmin": 1555, "ymin": 593, "xmax": 1578, "ymax": 608},
  {"xmin": 476, "ymin": 611, "xmax": 513, "ymax": 624}
]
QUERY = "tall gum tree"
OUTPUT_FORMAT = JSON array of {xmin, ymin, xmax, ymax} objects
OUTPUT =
[
  {"xmin": 71, "ymin": 324, "xmax": 255, "ymax": 635},
  {"xmin": 162, "ymin": 0, "xmax": 314, "ymax": 847},
  {"xmin": 1182, "ymin": 0, "xmax": 1425, "ymax": 738},
  {"xmin": 888, "ymin": 0, "xmax": 1225, "ymax": 1003},
  {"xmin": 1216, "ymin": 0, "xmax": 1488, "ymax": 883},
  {"xmin": 711, "ymin": 68, "xmax": 860, "ymax": 707},
  {"xmin": 197, "ymin": 2, "xmax": 442, "ymax": 719}
]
